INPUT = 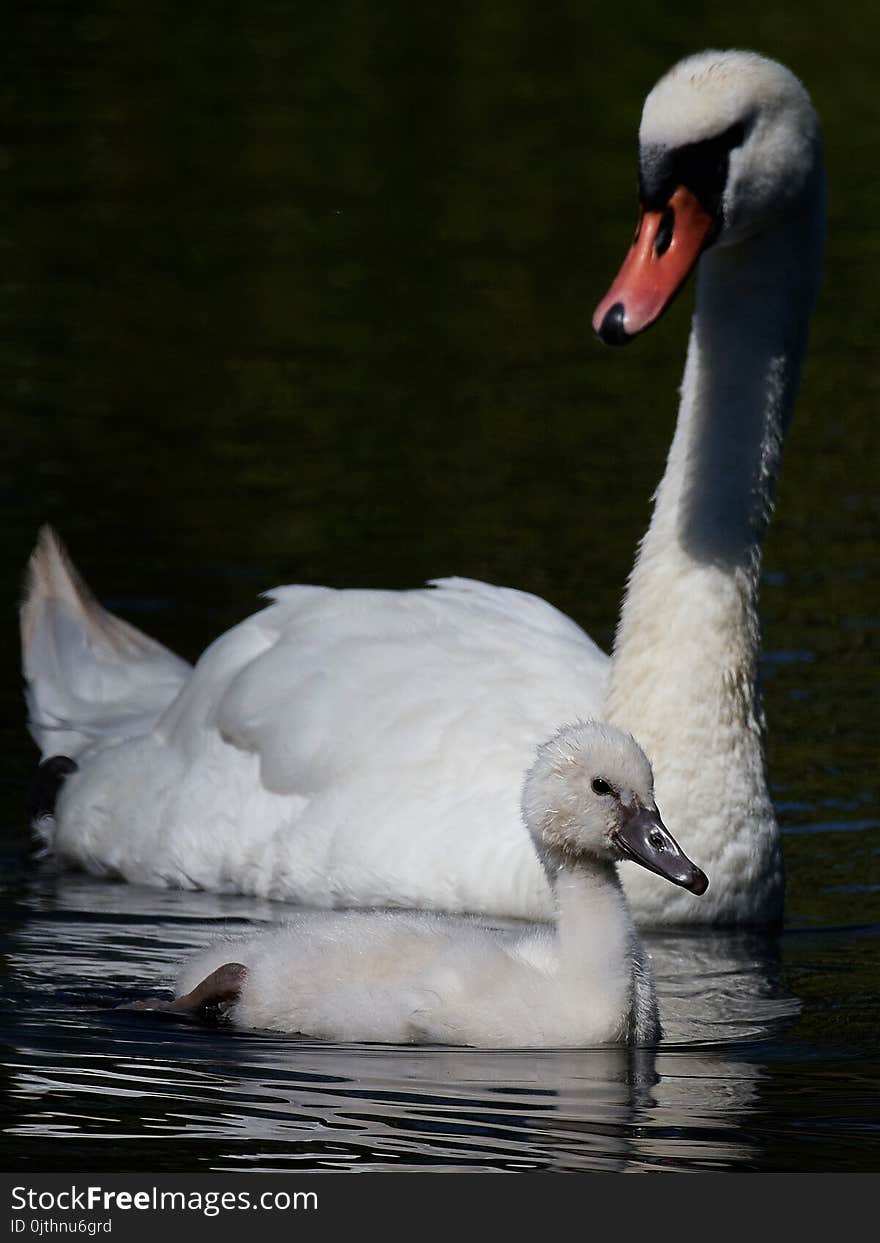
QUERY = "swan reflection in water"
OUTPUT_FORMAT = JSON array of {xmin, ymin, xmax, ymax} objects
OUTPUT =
[{"xmin": 2, "ymin": 876, "xmax": 797, "ymax": 1172}]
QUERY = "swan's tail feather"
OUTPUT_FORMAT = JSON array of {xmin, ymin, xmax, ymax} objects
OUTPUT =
[{"xmin": 21, "ymin": 526, "xmax": 193, "ymax": 758}]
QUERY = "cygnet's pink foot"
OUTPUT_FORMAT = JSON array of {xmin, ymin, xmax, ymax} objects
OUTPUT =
[{"xmin": 123, "ymin": 962, "xmax": 248, "ymax": 1017}]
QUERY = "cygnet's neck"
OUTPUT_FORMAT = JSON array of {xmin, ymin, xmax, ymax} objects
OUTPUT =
[
  {"xmin": 545, "ymin": 850, "xmax": 636, "ymax": 1027},
  {"xmin": 604, "ymin": 186, "xmax": 825, "ymax": 924}
]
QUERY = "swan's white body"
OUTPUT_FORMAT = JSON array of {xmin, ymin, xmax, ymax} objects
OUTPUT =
[
  {"xmin": 22, "ymin": 51, "xmax": 825, "ymax": 926},
  {"xmin": 29, "ymin": 571, "xmax": 606, "ymax": 916},
  {"xmin": 168, "ymin": 724, "xmax": 700, "ymax": 1046}
]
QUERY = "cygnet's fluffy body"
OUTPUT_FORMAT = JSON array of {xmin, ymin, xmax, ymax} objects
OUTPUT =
[
  {"xmin": 177, "ymin": 905, "xmax": 651, "ymax": 1047},
  {"xmin": 161, "ymin": 724, "xmax": 707, "ymax": 1047}
]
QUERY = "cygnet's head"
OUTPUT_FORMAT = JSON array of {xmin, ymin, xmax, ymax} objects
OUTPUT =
[
  {"xmin": 594, "ymin": 49, "xmax": 823, "ymax": 343},
  {"xmin": 523, "ymin": 722, "xmax": 708, "ymax": 894}
]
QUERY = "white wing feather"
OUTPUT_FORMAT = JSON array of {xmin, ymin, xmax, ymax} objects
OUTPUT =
[{"xmin": 22, "ymin": 533, "xmax": 609, "ymax": 917}]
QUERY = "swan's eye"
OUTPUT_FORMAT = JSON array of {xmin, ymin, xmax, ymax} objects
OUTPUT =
[
  {"xmin": 649, "ymin": 830, "xmax": 666, "ymax": 850},
  {"xmin": 654, "ymin": 205, "xmax": 674, "ymax": 256},
  {"xmin": 591, "ymin": 778, "xmax": 612, "ymax": 796}
]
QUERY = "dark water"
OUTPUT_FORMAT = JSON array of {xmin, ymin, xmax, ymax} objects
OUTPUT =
[{"xmin": 0, "ymin": 1, "xmax": 878, "ymax": 1173}]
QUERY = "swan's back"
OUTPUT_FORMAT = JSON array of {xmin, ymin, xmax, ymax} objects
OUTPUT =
[{"xmin": 44, "ymin": 567, "xmax": 608, "ymax": 916}]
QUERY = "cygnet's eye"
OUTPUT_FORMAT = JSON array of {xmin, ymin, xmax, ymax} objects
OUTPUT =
[{"xmin": 591, "ymin": 778, "xmax": 612, "ymax": 796}]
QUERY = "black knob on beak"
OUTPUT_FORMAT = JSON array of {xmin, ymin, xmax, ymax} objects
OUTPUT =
[{"xmin": 596, "ymin": 302, "xmax": 632, "ymax": 346}]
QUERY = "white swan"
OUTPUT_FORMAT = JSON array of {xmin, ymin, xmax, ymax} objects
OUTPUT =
[
  {"xmin": 21, "ymin": 50, "xmax": 825, "ymax": 926},
  {"xmin": 129, "ymin": 723, "xmax": 707, "ymax": 1046}
]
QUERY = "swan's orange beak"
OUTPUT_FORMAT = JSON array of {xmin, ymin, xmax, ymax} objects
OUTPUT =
[{"xmin": 592, "ymin": 186, "xmax": 717, "ymax": 346}]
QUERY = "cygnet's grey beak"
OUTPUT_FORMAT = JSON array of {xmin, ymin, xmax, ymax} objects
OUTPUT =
[{"xmin": 613, "ymin": 806, "xmax": 709, "ymax": 895}]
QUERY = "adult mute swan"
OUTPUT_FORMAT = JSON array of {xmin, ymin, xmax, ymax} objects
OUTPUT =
[
  {"xmin": 128, "ymin": 723, "xmax": 707, "ymax": 1046},
  {"xmin": 21, "ymin": 50, "xmax": 825, "ymax": 926}
]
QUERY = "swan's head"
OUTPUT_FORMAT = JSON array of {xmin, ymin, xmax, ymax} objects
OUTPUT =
[
  {"xmin": 593, "ymin": 49, "xmax": 823, "ymax": 344},
  {"xmin": 522, "ymin": 722, "xmax": 708, "ymax": 893}
]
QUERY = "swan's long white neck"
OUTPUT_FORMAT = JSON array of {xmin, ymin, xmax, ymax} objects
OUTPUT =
[{"xmin": 604, "ymin": 184, "xmax": 825, "ymax": 925}]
